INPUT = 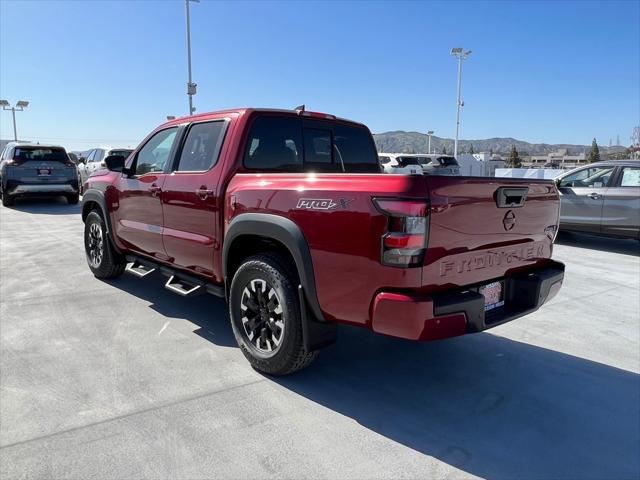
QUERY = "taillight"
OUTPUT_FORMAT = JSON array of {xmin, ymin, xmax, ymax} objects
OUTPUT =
[
  {"xmin": 5, "ymin": 159, "xmax": 24, "ymax": 166},
  {"xmin": 373, "ymin": 198, "xmax": 429, "ymax": 267}
]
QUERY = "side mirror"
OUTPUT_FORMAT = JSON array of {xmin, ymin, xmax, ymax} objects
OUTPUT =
[
  {"xmin": 104, "ymin": 155, "xmax": 126, "ymax": 172},
  {"xmin": 78, "ymin": 157, "xmax": 86, "ymax": 164}
]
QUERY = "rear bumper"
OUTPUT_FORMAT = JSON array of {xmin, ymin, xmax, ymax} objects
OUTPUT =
[
  {"xmin": 5, "ymin": 179, "xmax": 78, "ymax": 196},
  {"xmin": 371, "ymin": 260, "xmax": 565, "ymax": 341}
]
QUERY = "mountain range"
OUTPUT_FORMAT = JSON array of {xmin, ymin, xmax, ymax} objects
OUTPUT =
[{"xmin": 372, "ymin": 131, "xmax": 626, "ymax": 156}]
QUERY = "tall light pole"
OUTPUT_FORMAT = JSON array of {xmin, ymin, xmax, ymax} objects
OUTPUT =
[
  {"xmin": 450, "ymin": 48, "xmax": 471, "ymax": 158},
  {"xmin": 0, "ymin": 100, "xmax": 29, "ymax": 141},
  {"xmin": 427, "ymin": 130, "xmax": 434, "ymax": 154},
  {"xmin": 185, "ymin": 0, "xmax": 199, "ymax": 116}
]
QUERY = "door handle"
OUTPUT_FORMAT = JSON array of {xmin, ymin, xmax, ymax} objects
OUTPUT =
[
  {"xmin": 149, "ymin": 184, "xmax": 162, "ymax": 197},
  {"xmin": 196, "ymin": 188, "xmax": 213, "ymax": 200},
  {"xmin": 588, "ymin": 192, "xmax": 602, "ymax": 200}
]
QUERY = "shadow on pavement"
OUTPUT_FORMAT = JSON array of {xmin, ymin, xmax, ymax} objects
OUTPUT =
[
  {"xmin": 104, "ymin": 271, "xmax": 639, "ymax": 479},
  {"xmin": 5, "ymin": 196, "xmax": 81, "ymax": 215},
  {"xmin": 278, "ymin": 326, "xmax": 640, "ymax": 479},
  {"xmin": 556, "ymin": 231, "xmax": 639, "ymax": 256},
  {"xmin": 103, "ymin": 271, "xmax": 236, "ymax": 348}
]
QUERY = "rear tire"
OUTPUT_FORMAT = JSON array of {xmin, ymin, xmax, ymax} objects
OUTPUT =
[
  {"xmin": 67, "ymin": 193, "xmax": 80, "ymax": 205},
  {"xmin": 84, "ymin": 210, "xmax": 125, "ymax": 278},
  {"xmin": 229, "ymin": 253, "xmax": 318, "ymax": 375}
]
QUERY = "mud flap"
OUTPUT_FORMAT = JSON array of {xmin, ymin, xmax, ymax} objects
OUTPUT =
[{"xmin": 298, "ymin": 285, "xmax": 337, "ymax": 352}]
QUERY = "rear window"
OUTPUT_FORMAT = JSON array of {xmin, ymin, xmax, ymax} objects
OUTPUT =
[
  {"xmin": 437, "ymin": 156, "xmax": 458, "ymax": 166},
  {"xmin": 13, "ymin": 147, "xmax": 68, "ymax": 162},
  {"xmin": 398, "ymin": 157, "xmax": 421, "ymax": 167},
  {"xmin": 245, "ymin": 117, "xmax": 302, "ymax": 171},
  {"xmin": 244, "ymin": 115, "xmax": 380, "ymax": 173},
  {"xmin": 108, "ymin": 149, "xmax": 133, "ymax": 159}
]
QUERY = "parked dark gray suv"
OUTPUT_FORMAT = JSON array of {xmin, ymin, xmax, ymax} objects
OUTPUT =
[{"xmin": 0, "ymin": 142, "xmax": 79, "ymax": 207}]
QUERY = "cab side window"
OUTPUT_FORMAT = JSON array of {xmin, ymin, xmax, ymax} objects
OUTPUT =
[
  {"xmin": 175, "ymin": 121, "xmax": 226, "ymax": 172},
  {"xmin": 559, "ymin": 167, "xmax": 615, "ymax": 188},
  {"xmin": 134, "ymin": 128, "xmax": 178, "ymax": 176},
  {"xmin": 86, "ymin": 150, "xmax": 96, "ymax": 163}
]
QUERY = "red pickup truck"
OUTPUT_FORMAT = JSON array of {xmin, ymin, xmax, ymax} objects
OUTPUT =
[{"xmin": 81, "ymin": 107, "xmax": 564, "ymax": 375}]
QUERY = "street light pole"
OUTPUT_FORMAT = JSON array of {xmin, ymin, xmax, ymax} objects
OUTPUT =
[
  {"xmin": 11, "ymin": 108, "xmax": 17, "ymax": 141},
  {"xmin": 185, "ymin": 0, "xmax": 199, "ymax": 116},
  {"xmin": 427, "ymin": 130, "xmax": 434, "ymax": 154},
  {"xmin": 450, "ymin": 48, "xmax": 471, "ymax": 158},
  {"xmin": 0, "ymin": 100, "xmax": 29, "ymax": 141}
]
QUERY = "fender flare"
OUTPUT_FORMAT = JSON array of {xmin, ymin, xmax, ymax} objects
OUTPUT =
[
  {"xmin": 81, "ymin": 188, "xmax": 121, "ymax": 253},
  {"xmin": 223, "ymin": 213, "xmax": 325, "ymax": 323}
]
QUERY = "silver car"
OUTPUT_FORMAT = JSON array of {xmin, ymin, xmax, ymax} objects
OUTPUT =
[
  {"xmin": 556, "ymin": 160, "xmax": 640, "ymax": 239},
  {"xmin": 0, "ymin": 142, "xmax": 80, "ymax": 207}
]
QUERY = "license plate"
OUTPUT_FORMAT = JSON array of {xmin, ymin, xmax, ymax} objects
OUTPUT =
[
  {"xmin": 38, "ymin": 168, "xmax": 51, "ymax": 176},
  {"xmin": 479, "ymin": 281, "xmax": 505, "ymax": 312}
]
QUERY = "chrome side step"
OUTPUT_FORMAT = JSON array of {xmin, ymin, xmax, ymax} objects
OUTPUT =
[
  {"xmin": 164, "ymin": 275, "xmax": 203, "ymax": 297},
  {"xmin": 126, "ymin": 260, "xmax": 156, "ymax": 277}
]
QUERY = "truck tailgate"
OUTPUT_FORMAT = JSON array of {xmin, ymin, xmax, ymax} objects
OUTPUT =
[{"xmin": 422, "ymin": 176, "xmax": 560, "ymax": 290}]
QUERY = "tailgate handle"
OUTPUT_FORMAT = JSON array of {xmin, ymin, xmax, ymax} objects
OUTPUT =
[{"xmin": 496, "ymin": 187, "xmax": 528, "ymax": 208}]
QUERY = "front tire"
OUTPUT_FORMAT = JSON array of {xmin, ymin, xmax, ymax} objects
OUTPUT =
[
  {"xmin": 67, "ymin": 193, "xmax": 80, "ymax": 205},
  {"xmin": 84, "ymin": 210, "xmax": 125, "ymax": 278},
  {"xmin": 1, "ymin": 191, "xmax": 14, "ymax": 207},
  {"xmin": 229, "ymin": 253, "xmax": 318, "ymax": 375}
]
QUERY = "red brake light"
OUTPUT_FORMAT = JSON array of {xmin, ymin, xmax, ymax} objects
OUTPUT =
[
  {"xmin": 299, "ymin": 111, "xmax": 336, "ymax": 120},
  {"xmin": 374, "ymin": 198, "xmax": 429, "ymax": 268},
  {"xmin": 383, "ymin": 233, "xmax": 425, "ymax": 249}
]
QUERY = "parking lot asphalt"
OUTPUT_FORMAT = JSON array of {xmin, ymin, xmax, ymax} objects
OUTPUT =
[{"xmin": 1, "ymin": 197, "xmax": 639, "ymax": 480}]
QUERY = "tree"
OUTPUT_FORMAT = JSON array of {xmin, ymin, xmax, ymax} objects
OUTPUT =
[
  {"xmin": 442, "ymin": 145, "xmax": 447, "ymax": 154},
  {"xmin": 469, "ymin": 143, "xmax": 475, "ymax": 154},
  {"xmin": 506, "ymin": 145, "xmax": 522, "ymax": 168},
  {"xmin": 587, "ymin": 138, "xmax": 600, "ymax": 163}
]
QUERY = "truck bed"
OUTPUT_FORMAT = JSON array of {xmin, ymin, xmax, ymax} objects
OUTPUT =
[{"xmin": 226, "ymin": 173, "xmax": 560, "ymax": 326}]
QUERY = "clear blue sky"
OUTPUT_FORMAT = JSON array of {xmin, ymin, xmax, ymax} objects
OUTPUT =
[{"xmin": 1, "ymin": 0, "xmax": 638, "ymax": 151}]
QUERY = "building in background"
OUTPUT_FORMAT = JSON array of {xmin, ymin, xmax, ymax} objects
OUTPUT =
[
  {"xmin": 524, "ymin": 148, "xmax": 586, "ymax": 169},
  {"xmin": 456, "ymin": 152, "xmax": 505, "ymax": 176}
]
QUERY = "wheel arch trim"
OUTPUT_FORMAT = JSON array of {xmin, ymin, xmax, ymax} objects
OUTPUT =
[
  {"xmin": 223, "ymin": 213, "xmax": 325, "ymax": 323},
  {"xmin": 82, "ymin": 189, "xmax": 121, "ymax": 253}
]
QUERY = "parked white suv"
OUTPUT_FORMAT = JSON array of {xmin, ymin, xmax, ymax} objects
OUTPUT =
[
  {"xmin": 379, "ymin": 153, "xmax": 460, "ymax": 175},
  {"xmin": 78, "ymin": 146, "xmax": 133, "ymax": 188}
]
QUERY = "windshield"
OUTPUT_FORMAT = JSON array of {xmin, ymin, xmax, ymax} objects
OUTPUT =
[{"xmin": 13, "ymin": 147, "xmax": 68, "ymax": 162}]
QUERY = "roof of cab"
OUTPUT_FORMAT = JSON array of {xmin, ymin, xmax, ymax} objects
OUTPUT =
[{"xmin": 159, "ymin": 107, "xmax": 366, "ymax": 129}]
